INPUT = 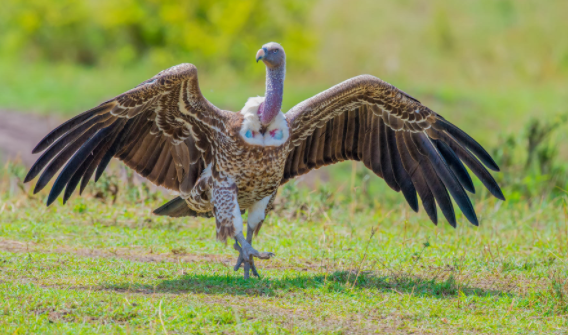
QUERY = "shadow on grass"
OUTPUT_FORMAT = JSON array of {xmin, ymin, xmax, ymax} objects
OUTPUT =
[{"xmin": 104, "ymin": 270, "xmax": 513, "ymax": 299}]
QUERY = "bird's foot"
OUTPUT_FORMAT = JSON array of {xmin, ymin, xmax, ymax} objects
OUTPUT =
[{"xmin": 233, "ymin": 235, "xmax": 274, "ymax": 279}]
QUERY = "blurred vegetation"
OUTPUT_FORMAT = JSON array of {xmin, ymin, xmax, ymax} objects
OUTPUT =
[
  {"xmin": 492, "ymin": 115, "xmax": 568, "ymax": 203},
  {"xmin": 1, "ymin": 0, "xmax": 568, "ymax": 205},
  {"xmin": 0, "ymin": 0, "xmax": 315, "ymax": 72},
  {"xmin": 0, "ymin": 0, "xmax": 566, "ymax": 134}
]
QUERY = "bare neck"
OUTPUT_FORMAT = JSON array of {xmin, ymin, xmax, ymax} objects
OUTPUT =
[{"xmin": 260, "ymin": 63, "xmax": 285, "ymax": 125}]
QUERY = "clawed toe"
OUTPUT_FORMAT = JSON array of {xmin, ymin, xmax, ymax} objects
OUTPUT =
[
  {"xmin": 242, "ymin": 244, "xmax": 274, "ymax": 262},
  {"xmin": 233, "ymin": 242, "xmax": 244, "ymax": 271},
  {"xmin": 256, "ymin": 251, "xmax": 275, "ymax": 259},
  {"xmin": 233, "ymin": 237, "xmax": 274, "ymax": 279}
]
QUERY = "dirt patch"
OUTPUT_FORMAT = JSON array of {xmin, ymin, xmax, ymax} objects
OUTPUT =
[
  {"xmin": 0, "ymin": 110, "xmax": 62, "ymax": 166},
  {"xmin": 0, "ymin": 239, "xmax": 323, "ymax": 271},
  {"xmin": 0, "ymin": 239, "xmax": 227, "ymax": 264}
]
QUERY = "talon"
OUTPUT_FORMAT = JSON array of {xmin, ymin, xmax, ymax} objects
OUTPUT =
[
  {"xmin": 233, "ymin": 232, "xmax": 272, "ymax": 279},
  {"xmin": 244, "ymin": 259, "xmax": 261, "ymax": 278},
  {"xmin": 233, "ymin": 240, "xmax": 245, "ymax": 271},
  {"xmin": 244, "ymin": 262, "xmax": 251, "ymax": 279},
  {"xmin": 257, "ymin": 252, "xmax": 275, "ymax": 259},
  {"xmin": 234, "ymin": 254, "xmax": 244, "ymax": 271},
  {"xmin": 250, "ymin": 262, "xmax": 260, "ymax": 277}
]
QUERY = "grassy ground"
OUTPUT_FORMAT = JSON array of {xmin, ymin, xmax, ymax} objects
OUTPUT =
[{"xmin": 0, "ymin": 167, "xmax": 567, "ymax": 334}]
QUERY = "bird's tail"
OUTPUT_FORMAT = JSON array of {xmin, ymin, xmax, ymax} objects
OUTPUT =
[{"xmin": 153, "ymin": 196, "xmax": 212, "ymax": 218}]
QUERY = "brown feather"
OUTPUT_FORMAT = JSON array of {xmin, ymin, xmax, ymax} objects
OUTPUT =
[
  {"xmin": 378, "ymin": 117, "xmax": 400, "ymax": 192},
  {"xmin": 147, "ymin": 142, "xmax": 172, "ymax": 183},
  {"xmin": 155, "ymin": 153, "xmax": 174, "ymax": 187},
  {"xmin": 307, "ymin": 126, "xmax": 322, "ymax": 169},
  {"xmin": 332, "ymin": 112, "xmax": 346, "ymax": 162},
  {"xmin": 369, "ymin": 113, "xmax": 383, "ymax": 178},
  {"xmin": 302, "ymin": 134, "xmax": 313, "ymax": 170},
  {"xmin": 323, "ymin": 118, "xmax": 334, "ymax": 164},
  {"xmin": 356, "ymin": 107, "xmax": 366, "ymax": 161},
  {"xmin": 362, "ymin": 106, "xmax": 373, "ymax": 169},
  {"xmin": 344, "ymin": 109, "xmax": 357, "ymax": 159},
  {"xmin": 315, "ymin": 124, "xmax": 327, "ymax": 167},
  {"xmin": 291, "ymin": 140, "xmax": 305, "ymax": 176},
  {"xmin": 177, "ymin": 143, "xmax": 191, "ymax": 172}
]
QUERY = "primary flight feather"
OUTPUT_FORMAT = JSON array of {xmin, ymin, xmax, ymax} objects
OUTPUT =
[{"xmin": 25, "ymin": 42, "xmax": 504, "ymax": 279}]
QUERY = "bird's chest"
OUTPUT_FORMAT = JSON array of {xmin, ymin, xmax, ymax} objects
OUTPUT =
[
  {"xmin": 212, "ymin": 101, "xmax": 291, "ymax": 208},
  {"xmin": 219, "ymin": 139, "xmax": 289, "ymax": 208}
]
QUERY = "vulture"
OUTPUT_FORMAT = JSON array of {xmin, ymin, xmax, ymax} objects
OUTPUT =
[{"xmin": 25, "ymin": 42, "xmax": 504, "ymax": 279}]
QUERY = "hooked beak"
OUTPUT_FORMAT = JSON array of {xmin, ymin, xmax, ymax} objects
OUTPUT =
[{"xmin": 256, "ymin": 48, "xmax": 267, "ymax": 62}]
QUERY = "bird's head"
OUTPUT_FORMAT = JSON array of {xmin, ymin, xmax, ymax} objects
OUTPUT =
[{"xmin": 256, "ymin": 42, "xmax": 285, "ymax": 68}]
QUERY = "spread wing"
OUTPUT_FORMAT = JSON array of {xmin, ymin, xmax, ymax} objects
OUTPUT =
[
  {"xmin": 25, "ymin": 63, "xmax": 229, "ymax": 206},
  {"xmin": 284, "ymin": 75, "xmax": 504, "ymax": 227}
]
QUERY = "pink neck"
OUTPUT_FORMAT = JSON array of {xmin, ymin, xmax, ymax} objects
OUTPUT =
[{"xmin": 260, "ymin": 64, "xmax": 285, "ymax": 125}]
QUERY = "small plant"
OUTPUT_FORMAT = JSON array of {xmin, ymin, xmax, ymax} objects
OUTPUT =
[{"xmin": 492, "ymin": 114, "xmax": 568, "ymax": 202}]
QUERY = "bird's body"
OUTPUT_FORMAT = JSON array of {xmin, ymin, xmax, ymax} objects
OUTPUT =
[
  {"xmin": 216, "ymin": 98, "xmax": 290, "ymax": 210},
  {"xmin": 177, "ymin": 97, "xmax": 291, "ymax": 238},
  {"xmin": 25, "ymin": 42, "xmax": 505, "ymax": 279}
]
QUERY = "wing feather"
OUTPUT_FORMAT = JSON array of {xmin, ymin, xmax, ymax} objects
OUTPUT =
[
  {"xmin": 26, "ymin": 63, "xmax": 226, "ymax": 208},
  {"xmin": 386, "ymin": 126, "xmax": 418, "ymax": 212},
  {"xmin": 378, "ymin": 116, "xmax": 400, "ymax": 191},
  {"xmin": 315, "ymin": 124, "xmax": 327, "ymax": 167},
  {"xmin": 283, "ymin": 74, "xmax": 503, "ymax": 227},
  {"xmin": 369, "ymin": 113, "xmax": 383, "ymax": 178}
]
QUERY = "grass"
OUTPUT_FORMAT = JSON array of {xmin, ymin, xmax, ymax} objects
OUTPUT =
[{"xmin": 1, "ymin": 165, "xmax": 567, "ymax": 334}]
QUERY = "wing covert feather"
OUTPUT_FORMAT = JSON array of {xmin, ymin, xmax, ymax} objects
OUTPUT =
[
  {"xmin": 26, "ymin": 63, "xmax": 226, "ymax": 205},
  {"xmin": 283, "ymin": 75, "xmax": 503, "ymax": 227}
]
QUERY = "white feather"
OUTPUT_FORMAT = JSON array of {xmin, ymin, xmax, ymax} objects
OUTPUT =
[
  {"xmin": 247, "ymin": 195, "xmax": 272, "ymax": 229},
  {"xmin": 232, "ymin": 202, "xmax": 244, "ymax": 235},
  {"xmin": 239, "ymin": 97, "xmax": 265, "ymax": 146},
  {"xmin": 263, "ymin": 112, "xmax": 289, "ymax": 146},
  {"xmin": 239, "ymin": 96, "xmax": 289, "ymax": 146}
]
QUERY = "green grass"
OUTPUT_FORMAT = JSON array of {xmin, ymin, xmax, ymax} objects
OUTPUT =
[{"xmin": 1, "ymin": 168, "xmax": 567, "ymax": 334}]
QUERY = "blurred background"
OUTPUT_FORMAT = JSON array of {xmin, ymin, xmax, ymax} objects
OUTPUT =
[{"xmin": 1, "ymin": 0, "xmax": 568, "ymax": 205}]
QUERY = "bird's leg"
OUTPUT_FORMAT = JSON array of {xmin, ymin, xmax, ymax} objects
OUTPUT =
[
  {"xmin": 211, "ymin": 178, "xmax": 270, "ymax": 279},
  {"xmin": 233, "ymin": 194, "xmax": 275, "ymax": 279},
  {"xmin": 233, "ymin": 229, "xmax": 274, "ymax": 279},
  {"xmin": 233, "ymin": 225, "xmax": 262, "ymax": 277}
]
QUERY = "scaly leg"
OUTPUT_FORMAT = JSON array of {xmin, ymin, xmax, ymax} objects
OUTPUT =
[
  {"xmin": 233, "ymin": 194, "xmax": 275, "ymax": 279},
  {"xmin": 233, "ymin": 225, "xmax": 264, "ymax": 278},
  {"xmin": 233, "ymin": 229, "xmax": 274, "ymax": 279}
]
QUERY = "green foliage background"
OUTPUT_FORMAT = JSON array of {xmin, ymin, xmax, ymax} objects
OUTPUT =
[
  {"xmin": 1, "ymin": 0, "xmax": 568, "ymax": 201},
  {"xmin": 0, "ymin": 0, "xmax": 315, "ymax": 71}
]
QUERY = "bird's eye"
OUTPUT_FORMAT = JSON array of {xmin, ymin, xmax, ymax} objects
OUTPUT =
[{"xmin": 272, "ymin": 49, "xmax": 279, "ymax": 54}]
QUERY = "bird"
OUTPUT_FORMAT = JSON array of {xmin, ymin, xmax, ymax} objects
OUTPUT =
[{"xmin": 25, "ymin": 42, "xmax": 504, "ymax": 279}]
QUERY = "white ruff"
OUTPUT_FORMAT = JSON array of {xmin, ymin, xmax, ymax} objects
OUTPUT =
[
  {"xmin": 247, "ymin": 195, "xmax": 272, "ymax": 229},
  {"xmin": 239, "ymin": 97, "xmax": 289, "ymax": 146},
  {"xmin": 232, "ymin": 201, "xmax": 244, "ymax": 235}
]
